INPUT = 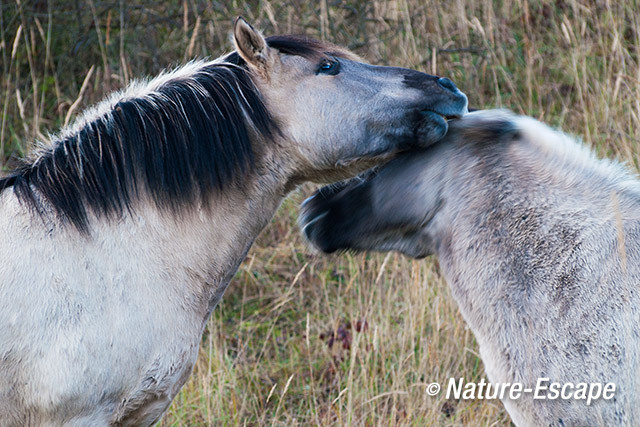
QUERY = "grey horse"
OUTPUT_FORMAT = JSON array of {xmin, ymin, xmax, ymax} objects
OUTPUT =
[
  {"xmin": 0, "ymin": 18, "xmax": 467, "ymax": 426},
  {"xmin": 300, "ymin": 110, "xmax": 640, "ymax": 426}
]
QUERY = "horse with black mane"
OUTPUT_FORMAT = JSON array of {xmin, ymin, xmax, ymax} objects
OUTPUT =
[
  {"xmin": 301, "ymin": 110, "xmax": 640, "ymax": 426},
  {"xmin": 0, "ymin": 18, "xmax": 467, "ymax": 426}
]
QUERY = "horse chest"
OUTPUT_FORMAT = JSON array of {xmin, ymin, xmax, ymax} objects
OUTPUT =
[
  {"xmin": 0, "ymin": 181, "xmax": 274, "ymax": 425},
  {"xmin": 112, "ymin": 331, "xmax": 201, "ymax": 426},
  {"xmin": 4, "ymin": 247, "xmax": 214, "ymax": 425}
]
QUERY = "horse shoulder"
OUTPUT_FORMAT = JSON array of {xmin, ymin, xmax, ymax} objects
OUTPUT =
[{"xmin": 0, "ymin": 195, "xmax": 204, "ymax": 424}]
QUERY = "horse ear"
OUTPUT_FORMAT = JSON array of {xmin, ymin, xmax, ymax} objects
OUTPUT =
[{"xmin": 233, "ymin": 17, "xmax": 270, "ymax": 71}]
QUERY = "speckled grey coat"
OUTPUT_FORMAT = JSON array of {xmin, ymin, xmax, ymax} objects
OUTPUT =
[{"xmin": 301, "ymin": 110, "xmax": 640, "ymax": 426}]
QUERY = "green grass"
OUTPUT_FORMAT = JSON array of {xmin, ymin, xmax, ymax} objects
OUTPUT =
[{"xmin": 2, "ymin": 0, "xmax": 639, "ymax": 425}]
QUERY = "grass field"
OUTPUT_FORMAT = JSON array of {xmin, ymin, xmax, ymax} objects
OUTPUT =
[{"xmin": 2, "ymin": 0, "xmax": 639, "ymax": 425}]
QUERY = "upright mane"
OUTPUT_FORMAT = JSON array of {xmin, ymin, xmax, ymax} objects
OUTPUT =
[
  {"xmin": 0, "ymin": 35, "xmax": 346, "ymax": 233},
  {"xmin": 448, "ymin": 110, "xmax": 640, "ymax": 194}
]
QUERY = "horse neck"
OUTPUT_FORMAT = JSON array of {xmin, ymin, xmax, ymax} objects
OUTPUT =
[
  {"xmin": 435, "ymin": 133, "xmax": 640, "ymax": 381},
  {"xmin": 81, "ymin": 147, "xmax": 290, "ymax": 320}
]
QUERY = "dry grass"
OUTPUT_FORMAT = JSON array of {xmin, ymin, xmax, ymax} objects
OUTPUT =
[{"xmin": 2, "ymin": 0, "xmax": 639, "ymax": 425}]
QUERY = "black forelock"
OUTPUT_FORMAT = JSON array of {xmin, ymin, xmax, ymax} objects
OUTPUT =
[
  {"xmin": 266, "ymin": 35, "xmax": 347, "ymax": 59},
  {"xmin": 0, "ymin": 61, "xmax": 277, "ymax": 233},
  {"xmin": 224, "ymin": 34, "xmax": 352, "ymax": 65}
]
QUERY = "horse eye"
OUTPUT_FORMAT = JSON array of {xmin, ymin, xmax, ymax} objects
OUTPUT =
[{"xmin": 317, "ymin": 58, "xmax": 340, "ymax": 75}]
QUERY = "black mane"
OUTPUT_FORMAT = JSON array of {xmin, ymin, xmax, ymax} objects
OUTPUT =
[{"xmin": 0, "ymin": 35, "xmax": 341, "ymax": 233}]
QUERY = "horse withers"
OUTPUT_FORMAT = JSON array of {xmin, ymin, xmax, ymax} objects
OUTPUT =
[
  {"xmin": 0, "ymin": 18, "xmax": 467, "ymax": 426},
  {"xmin": 301, "ymin": 110, "xmax": 640, "ymax": 425}
]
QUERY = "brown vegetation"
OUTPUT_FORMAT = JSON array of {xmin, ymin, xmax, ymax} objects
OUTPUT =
[{"xmin": 2, "ymin": 0, "xmax": 639, "ymax": 425}]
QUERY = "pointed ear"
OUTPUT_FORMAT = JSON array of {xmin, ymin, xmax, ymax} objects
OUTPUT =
[{"xmin": 233, "ymin": 17, "xmax": 270, "ymax": 71}]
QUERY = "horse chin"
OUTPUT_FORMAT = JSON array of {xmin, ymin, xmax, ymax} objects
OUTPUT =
[
  {"xmin": 414, "ymin": 111, "xmax": 449, "ymax": 147},
  {"xmin": 317, "ymin": 152, "xmax": 391, "ymax": 184}
]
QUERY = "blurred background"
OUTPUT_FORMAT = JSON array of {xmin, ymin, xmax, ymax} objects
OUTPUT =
[{"xmin": 1, "ymin": 0, "xmax": 639, "ymax": 425}]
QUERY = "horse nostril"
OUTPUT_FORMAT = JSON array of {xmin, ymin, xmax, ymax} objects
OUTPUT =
[{"xmin": 437, "ymin": 77, "xmax": 458, "ymax": 93}]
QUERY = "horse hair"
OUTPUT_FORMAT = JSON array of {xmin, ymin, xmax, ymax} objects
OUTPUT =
[{"xmin": 0, "ymin": 35, "xmax": 340, "ymax": 233}]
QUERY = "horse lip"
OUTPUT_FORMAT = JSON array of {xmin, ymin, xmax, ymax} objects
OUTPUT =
[
  {"xmin": 418, "ymin": 96, "xmax": 469, "ymax": 121},
  {"xmin": 419, "ymin": 109, "xmax": 465, "ymax": 121}
]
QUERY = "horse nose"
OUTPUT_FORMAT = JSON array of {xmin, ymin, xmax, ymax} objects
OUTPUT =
[{"xmin": 437, "ymin": 77, "xmax": 458, "ymax": 93}]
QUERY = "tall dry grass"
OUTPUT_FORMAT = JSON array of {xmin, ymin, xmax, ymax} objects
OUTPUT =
[{"xmin": 1, "ymin": 0, "xmax": 639, "ymax": 425}]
